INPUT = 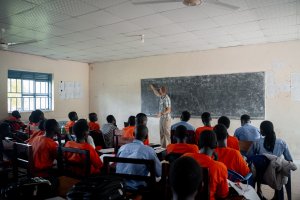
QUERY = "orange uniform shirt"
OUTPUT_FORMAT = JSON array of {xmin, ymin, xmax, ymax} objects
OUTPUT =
[
  {"xmin": 65, "ymin": 141, "xmax": 103, "ymax": 174},
  {"xmin": 7, "ymin": 116, "xmax": 25, "ymax": 131},
  {"xmin": 65, "ymin": 121, "xmax": 75, "ymax": 134},
  {"xmin": 184, "ymin": 153, "xmax": 229, "ymax": 200},
  {"xmin": 26, "ymin": 122, "xmax": 39, "ymax": 135},
  {"xmin": 214, "ymin": 147, "xmax": 250, "ymax": 177},
  {"xmin": 89, "ymin": 121, "xmax": 100, "ymax": 132},
  {"xmin": 195, "ymin": 126, "xmax": 214, "ymax": 145},
  {"xmin": 26, "ymin": 130, "xmax": 45, "ymax": 144},
  {"xmin": 166, "ymin": 143, "xmax": 199, "ymax": 154},
  {"xmin": 29, "ymin": 135, "xmax": 58, "ymax": 176},
  {"xmin": 121, "ymin": 126, "xmax": 149, "ymax": 145},
  {"xmin": 227, "ymin": 135, "xmax": 240, "ymax": 151}
]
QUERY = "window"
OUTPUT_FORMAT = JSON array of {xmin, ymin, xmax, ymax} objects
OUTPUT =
[{"xmin": 7, "ymin": 70, "xmax": 53, "ymax": 112}]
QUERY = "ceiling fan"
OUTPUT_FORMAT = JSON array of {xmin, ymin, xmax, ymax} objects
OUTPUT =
[
  {"xmin": 132, "ymin": 0, "xmax": 239, "ymax": 10},
  {"xmin": 0, "ymin": 28, "xmax": 38, "ymax": 50}
]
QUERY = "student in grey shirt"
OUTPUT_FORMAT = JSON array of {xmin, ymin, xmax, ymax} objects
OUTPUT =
[
  {"xmin": 101, "ymin": 115, "xmax": 118, "ymax": 148},
  {"xmin": 234, "ymin": 114, "xmax": 260, "ymax": 141}
]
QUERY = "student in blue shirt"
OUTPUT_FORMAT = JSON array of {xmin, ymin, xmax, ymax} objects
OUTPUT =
[
  {"xmin": 171, "ymin": 111, "xmax": 195, "ymax": 132},
  {"xmin": 234, "ymin": 114, "xmax": 260, "ymax": 142},
  {"xmin": 116, "ymin": 125, "xmax": 161, "ymax": 190}
]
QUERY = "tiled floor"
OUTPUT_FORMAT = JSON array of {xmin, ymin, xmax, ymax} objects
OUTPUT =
[{"xmin": 262, "ymin": 162, "xmax": 300, "ymax": 200}]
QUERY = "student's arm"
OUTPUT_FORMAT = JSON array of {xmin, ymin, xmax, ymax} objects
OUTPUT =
[
  {"xmin": 216, "ymin": 165, "xmax": 229, "ymax": 198},
  {"xmin": 90, "ymin": 147, "xmax": 103, "ymax": 169},
  {"xmin": 150, "ymin": 84, "xmax": 161, "ymax": 97},
  {"xmin": 236, "ymin": 153, "xmax": 250, "ymax": 176},
  {"xmin": 283, "ymin": 141, "xmax": 293, "ymax": 162},
  {"xmin": 150, "ymin": 149, "xmax": 162, "ymax": 177}
]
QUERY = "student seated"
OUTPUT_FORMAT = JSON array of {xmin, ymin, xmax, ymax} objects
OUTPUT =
[
  {"xmin": 88, "ymin": 112, "xmax": 100, "ymax": 132},
  {"xmin": 28, "ymin": 119, "xmax": 59, "ymax": 177},
  {"xmin": 6, "ymin": 110, "xmax": 26, "ymax": 132},
  {"xmin": 166, "ymin": 125, "xmax": 199, "ymax": 155},
  {"xmin": 65, "ymin": 111, "xmax": 78, "ymax": 134},
  {"xmin": 170, "ymin": 156, "xmax": 203, "ymax": 200},
  {"xmin": 218, "ymin": 116, "xmax": 239, "ymax": 150},
  {"xmin": 184, "ymin": 130, "xmax": 228, "ymax": 200},
  {"xmin": 101, "ymin": 115, "xmax": 118, "ymax": 148},
  {"xmin": 26, "ymin": 119, "xmax": 46, "ymax": 144},
  {"xmin": 213, "ymin": 124, "xmax": 250, "ymax": 177},
  {"xmin": 0, "ymin": 122, "xmax": 14, "ymax": 160},
  {"xmin": 116, "ymin": 125, "xmax": 161, "ymax": 190},
  {"xmin": 171, "ymin": 111, "xmax": 195, "ymax": 132},
  {"xmin": 122, "ymin": 116, "xmax": 136, "ymax": 141},
  {"xmin": 26, "ymin": 109, "xmax": 45, "ymax": 135},
  {"xmin": 65, "ymin": 119, "xmax": 102, "ymax": 175},
  {"xmin": 195, "ymin": 112, "xmax": 214, "ymax": 145},
  {"xmin": 234, "ymin": 114, "xmax": 260, "ymax": 142},
  {"xmin": 136, "ymin": 113, "xmax": 149, "ymax": 145}
]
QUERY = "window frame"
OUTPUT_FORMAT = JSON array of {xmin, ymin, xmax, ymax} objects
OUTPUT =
[{"xmin": 7, "ymin": 70, "xmax": 53, "ymax": 113}]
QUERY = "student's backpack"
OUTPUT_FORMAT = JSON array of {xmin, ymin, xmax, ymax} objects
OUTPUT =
[{"xmin": 66, "ymin": 175, "xmax": 125, "ymax": 200}]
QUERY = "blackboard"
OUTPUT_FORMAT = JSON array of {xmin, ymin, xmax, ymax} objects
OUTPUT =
[{"xmin": 141, "ymin": 72, "xmax": 265, "ymax": 119}]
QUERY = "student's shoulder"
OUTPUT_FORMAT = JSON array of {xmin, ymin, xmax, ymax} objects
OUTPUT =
[{"xmin": 213, "ymin": 160, "xmax": 227, "ymax": 173}]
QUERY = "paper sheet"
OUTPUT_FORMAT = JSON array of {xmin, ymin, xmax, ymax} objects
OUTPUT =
[{"xmin": 228, "ymin": 180, "xmax": 260, "ymax": 200}]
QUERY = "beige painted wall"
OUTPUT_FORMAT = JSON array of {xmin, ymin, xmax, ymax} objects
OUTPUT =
[
  {"xmin": 90, "ymin": 40, "xmax": 300, "ymax": 160},
  {"xmin": 0, "ymin": 50, "xmax": 89, "ymax": 121}
]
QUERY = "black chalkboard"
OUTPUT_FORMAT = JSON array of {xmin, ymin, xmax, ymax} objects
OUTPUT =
[{"xmin": 141, "ymin": 72, "xmax": 265, "ymax": 119}]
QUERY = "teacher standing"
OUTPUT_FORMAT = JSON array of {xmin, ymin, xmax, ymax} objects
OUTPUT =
[{"xmin": 150, "ymin": 84, "xmax": 171, "ymax": 148}]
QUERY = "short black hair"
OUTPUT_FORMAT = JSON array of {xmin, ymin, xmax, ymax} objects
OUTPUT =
[
  {"xmin": 127, "ymin": 116, "xmax": 136, "ymax": 126},
  {"xmin": 12, "ymin": 110, "xmax": 21, "ymax": 119},
  {"xmin": 213, "ymin": 124, "xmax": 228, "ymax": 141},
  {"xmin": 106, "ymin": 115, "xmax": 115, "ymax": 123},
  {"xmin": 134, "ymin": 125, "xmax": 148, "ymax": 141},
  {"xmin": 72, "ymin": 119, "xmax": 89, "ymax": 140},
  {"xmin": 38, "ymin": 120, "xmax": 46, "ymax": 131},
  {"xmin": 170, "ymin": 156, "xmax": 202, "ymax": 199},
  {"xmin": 30, "ymin": 110, "xmax": 44, "ymax": 123},
  {"xmin": 218, "ymin": 116, "xmax": 230, "ymax": 129},
  {"xmin": 68, "ymin": 111, "xmax": 78, "ymax": 121},
  {"xmin": 89, "ymin": 113, "xmax": 97, "ymax": 122},
  {"xmin": 44, "ymin": 119, "xmax": 59, "ymax": 136},
  {"xmin": 241, "ymin": 114, "xmax": 250, "ymax": 122},
  {"xmin": 136, "ymin": 113, "xmax": 147, "ymax": 125},
  {"xmin": 201, "ymin": 112, "xmax": 211, "ymax": 123},
  {"xmin": 199, "ymin": 130, "xmax": 217, "ymax": 149},
  {"xmin": 174, "ymin": 125, "xmax": 187, "ymax": 141},
  {"xmin": 181, "ymin": 111, "xmax": 191, "ymax": 122}
]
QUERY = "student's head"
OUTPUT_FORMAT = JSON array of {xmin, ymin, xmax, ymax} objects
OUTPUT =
[
  {"xmin": 199, "ymin": 130, "xmax": 217, "ymax": 150},
  {"xmin": 136, "ymin": 113, "xmax": 147, "ymax": 125},
  {"xmin": 89, "ymin": 113, "xmax": 98, "ymax": 122},
  {"xmin": 106, "ymin": 115, "xmax": 116, "ymax": 124},
  {"xmin": 240, "ymin": 114, "xmax": 250, "ymax": 125},
  {"xmin": 218, "ymin": 116, "xmax": 230, "ymax": 129},
  {"xmin": 38, "ymin": 119, "xmax": 46, "ymax": 131},
  {"xmin": 201, "ymin": 112, "xmax": 211, "ymax": 126},
  {"xmin": 175, "ymin": 125, "xmax": 188, "ymax": 143},
  {"xmin": 127, "ymin": 116, "xmax": 136, "ymax": 126},
  {"xmin": 180, "ymin": 111, "xmax": 191, "ymax": 122},
  {"xmin": 44, "ymin": 119, "xmax": 59, "ymax": 138},
  {"xmin": 12, "ymin": 110, "xmax": 21, "ymax": 119},
  {"xmin": 213, "ymin": 124, "xmax": 228, "ymax": 143},
  {"xmin": 68, "ymin": 111, "xmax": 78, "ymax": 121},
  {"xmin": 260, "ymin": 120, "xmax": 276, "ymax": 152},
  {"xmin": 30, "ymin": 110, "xmax": 45, "ymax": 123},
  {"xmin": 134, "ymin": 125, "xmax": 148, "ymax": 141},
  {"xmin": 159, "ymin": 86, "xmax": 167, "ymax": 96},
  {"xmin": 170, "ymin": 156, "xmax": 203, "ymax": 200},
  {"xmin": 73, "ymin": 119, "xmax": 89, "ymax": 141},
  {"xmin": 0, "ymin": 122, "xmax": 11, "ymax": 139}
]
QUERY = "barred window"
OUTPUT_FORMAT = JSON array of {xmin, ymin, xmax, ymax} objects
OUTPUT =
[{"xmin": 7, "ymin": 70, "xmax": 53, "ymax": 112}]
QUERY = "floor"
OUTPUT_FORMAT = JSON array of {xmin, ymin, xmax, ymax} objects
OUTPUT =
[{"xmin": 262, "ymin": 162, "xmax": 300, "ymax": 200}]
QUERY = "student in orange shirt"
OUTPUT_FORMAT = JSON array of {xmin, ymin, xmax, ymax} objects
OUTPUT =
[
  {"xmin": 122, "ymin": 116, "xmax": 135, "ymax": 141},
  {"xmin": 29, "ymin": 119, "xmax": 59, "ymax": 177},
  {"xmin": 136, "ymin": 113, "xmax": 150, "ymax": 145},
  {"xmin": 218, "ymin": 116, "xmax": 240, "ymax": 151},
  {"xmin": 213, "ymin": 124, "xmax": 250, "ymax": 177},
  {"xmin": 26, "ymin": 110, "xmax": 45, "ymax": 135},
  {"xmin": 6, "ymin": 110, "xmax": 26, "ymax": 132},
  {"xmin": 166, "ymin": 125, "xmax": 199, "ymax": 155},
  {"xmin": 65, "ymin": 111, "xmax": 78, "ymax": 134},
  {"xmin": 64, "ymin": 119, "xmax": 102, "ymax": 175},
  {"xmin": 170, "ymin": 156, "xmax": 203, "ymax": 200},
  {"xmin": 26, "ymin": 119, "xmax": 46, "ymax": 144},
  {"xmin": 195, "ymin": 112, "xmax": 214, "ymax": 145},
  {"xmin": 184, "ymin": 130, "xmax": 228, "ymax": 200},
  {"xmin": 88, "ymin": 112, "xmax": 100, "ymax": 132}
]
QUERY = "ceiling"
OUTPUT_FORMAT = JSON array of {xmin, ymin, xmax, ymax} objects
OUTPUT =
[{"xmin": 0, "ymin": 0, "xmax": 299, "ymax": 63}]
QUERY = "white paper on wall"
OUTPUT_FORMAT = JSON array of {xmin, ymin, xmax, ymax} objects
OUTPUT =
[
  {"xmin": 59, "ymin": 81, "xmax": 83, "ymax": 100},
  {"xmin": 291, "ymin": 73, "xmax": 300, "ymax": 101}
]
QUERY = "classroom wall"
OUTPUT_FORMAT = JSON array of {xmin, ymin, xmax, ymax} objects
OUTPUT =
[
  {"xmin": 90, "ymin": 40, "xmax": 300, "ymax": 160},
  {"xmin": 0, "ymin": 50, "xmax": 89, "ymax": 121}
]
